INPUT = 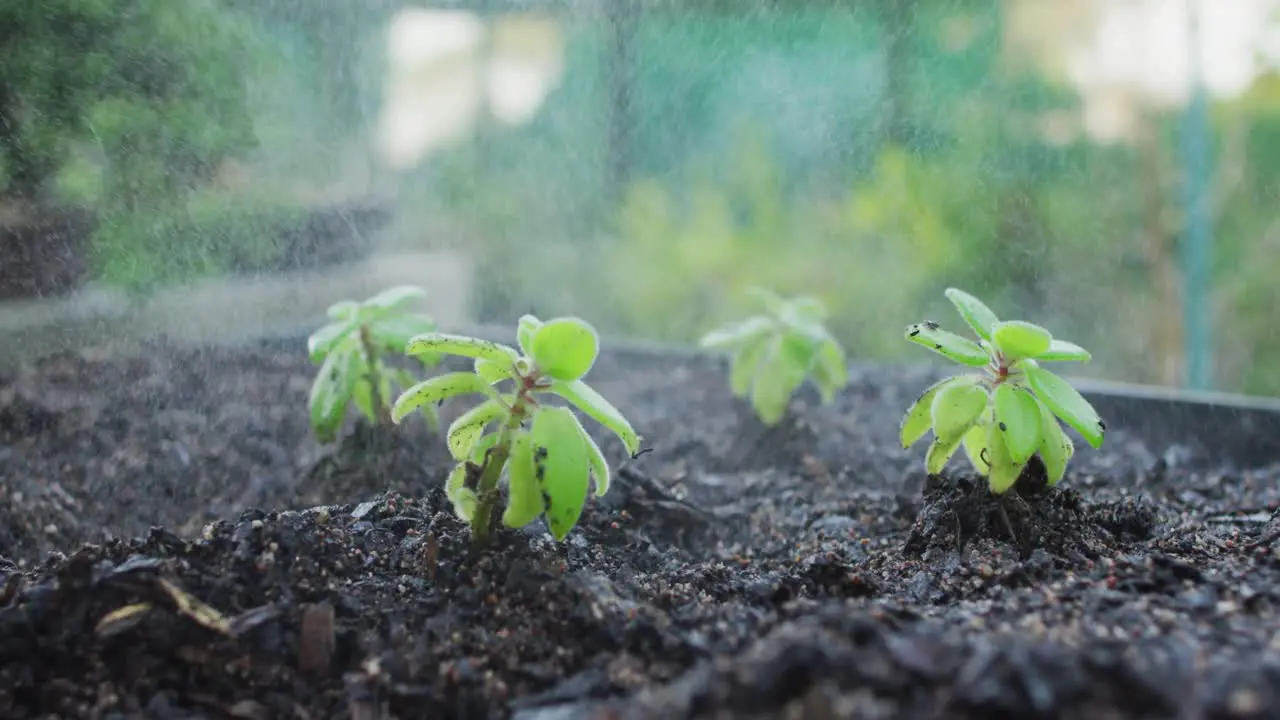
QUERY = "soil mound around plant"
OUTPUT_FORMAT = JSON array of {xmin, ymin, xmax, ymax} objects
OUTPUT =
[
  {"xmin": 1, "ymin": 339, "xmax": 1279, "ymax": 718},
  {"xmin": 904, "ymin": 467, "xmax": 1160, "ymax": 560}
]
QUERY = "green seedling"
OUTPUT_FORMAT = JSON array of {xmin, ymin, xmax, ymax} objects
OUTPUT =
[
  {"xmin": 391, "ymin": 315, "xmax": 641, "ymax": 545},
  {"xmin": 306, "ymin": 285, "xmax": 442, "ymax": 443},
  {"xmin": 900, "ymin": 288, "xmax": 1106, "ymax": 493},
  {"xmin": 699, "ymin": 287, "xmax": 849, "ymax": 425}
]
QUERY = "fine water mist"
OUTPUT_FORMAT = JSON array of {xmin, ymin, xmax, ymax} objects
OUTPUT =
[
  {"xmin": 2, "ymin": 0, "xmax": 1280, "ymax": 391},
  {"xmin": 6, "ymin": 4, "xmax": 1280, "ymax": 718}
]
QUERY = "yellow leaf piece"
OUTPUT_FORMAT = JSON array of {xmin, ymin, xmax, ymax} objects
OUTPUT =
[{"xmin": 158, "ymin": 577, "xmax": 231, "ymax": 636}]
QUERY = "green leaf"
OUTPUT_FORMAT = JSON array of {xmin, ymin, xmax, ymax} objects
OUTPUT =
[
  {"xmin": 470, "ymin": 432, "xmax": 500, "ymax": 463},
  {"xmin": 1036, "ymin": 398, "xmax": 1074, "ymax": 486},
  {"xmin": 447, "ymin": 398, "xmax": 508, "ymax": 460},
  {"xmin": 992, "ymin": 321, "xmax": 1053, "ymax": 361},
  {"xmin": 785, "ymin": 295, "xmax": 827, "ymax": 322},
  {"xmin": 944, "ymin": 288, "xmax": 1000, "ymax": 342},
  {"xmin": 502, "ymin": 430, "xmax": 543, "ymax": 528},
  {"xmin": 517, "ymin": 314, "xmax": 543, "ymax": 357},
  {"xmin": 359, "ymin": 285, "xmax": 427, "ymax": 315},
  {"xmin": 351, "ymin": 364, "xmax": 390, "ymax": 425},
  {"xmin": 423, "ymin": 404, "xmax": 441, "ymax": 433},
  {"xmin": 749, "ymin": 334, "xmax": 809, "ymax": 426},
  {"xmin": 1024, "ymin": 365, "xmax": 1105, "ymax": 449},
  {"xmin": 352, "ymin": 375, "xmax": 374, "ymax": 422},
  {"xmin": 962, "ymin": 421, "xmax": 990, "ymax": 475},
  {"xmin": 985, "ymin": 421, "xmax": 1025, "ymax": 494},
  {"xmin": 1036, "ymin": 339, "xmax": 1092, "ymax": 363},
  {"xmin": 925, "ymin": 433, "xmax": 964, "ymax": 474},
  {"xmin": 475, "ymin": 357, "xmax": 516, "ymax": 385},
  {"xmin": 391, "ymin": 372, "xmax": 497, "ymax": 424},
  {"xmin": 530, "ymin": 317, "xmax": 600, "ymax": 382},
  {"xmin": 699, "ymin": 316, "xmax": 774, "ymax": 351},
  {"xmin": 993, "ymin": 384, "xmax": 1042, "ymax": 464},
  {"xmin": 544, "ymin": 379, "xmax": 641, "ymax": 456},
  {"xmin": 445, "ymin": 464, "xmax": 478, "ymax": 523},
  {"xmin": 729, "ymin": 336, "xmax": 768, "ymax": 397},
  {"xmin": 900, "ymin": 376, "xmax": 955, "ymax": 449},
  {"xmin": 905, "ymin": 323, "xmax": 990, "ymax": 367},
  {"xmin": 809, "ymin": 339, "xmax": 849, "ymax": 404},
  {"xmin": 391, "ymin": 368, "xmax": 419, "ymax": 392},
  {"xmin": 777, "ymin": 302, "xmax": 830, "ymax": 342},
  {"xmin": 746, "ymin": 286, "xmax": 788, "ymax": 316},
  {"xmin": 369, "ymin": 314, "xmax": 437, "ymax": 354},
  {"xmin": 387, "ymin": 368, "xmax": 440, "ymax": 430},
  {"xmin": 531, "ymin": 406, "xmax": 591, "ymax": 541},
  {"xmin": 307, "ymin": 320, "xmax": 358, "ymax": 363},
  {"xmin": 406, "ymin": 333, "xmax": 520, "ymax": 365},
  {"xmin": 309, "ymin": 344, "xmax": 358, "ymax": 442},
  {"xmin": 327, "ymin": 300, "xmax": 359, "ymax": 321},
  {"xmin": 930, "ymin": 375, "xmax": 989, "ymax": 443},
  {"xmin": 577, "ymin": 424, "xmax": 611, "ymax": 497}
]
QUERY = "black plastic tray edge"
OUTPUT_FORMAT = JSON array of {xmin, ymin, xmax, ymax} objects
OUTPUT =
[{"xmin": 232, "ymin": 322, "xmax": 1280, "ymax": 469}]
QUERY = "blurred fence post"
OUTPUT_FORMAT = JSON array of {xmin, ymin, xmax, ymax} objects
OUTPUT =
[
  {"xmin": 607, "ymin": 0, "xmax": 636, "ymax": 202},
  {"xmin": 879, "ymin": 0, "xmax": 914, "ymax": 145},
  {"xmin": 1180, "ymin": 0, "xmax": 1213, "ymax": 390}
]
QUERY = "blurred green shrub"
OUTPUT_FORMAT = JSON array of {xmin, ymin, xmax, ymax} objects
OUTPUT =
[
  {"xmin": 0, "ymin": 0, "xmax": 258, "ymax": 199},
  {"xmin": 600, "ymin": 138, "xmax": 963, "ymax": 359},
  {"xmin": 91, "ymin": 189, "xmax": 301, "ymax": 295},
  {"xmin": 402, "ymin": 8, "xmax": 1280, "ymax": 398},
  {"xmin": 0, "ymin": 0, "xmax": 292, "ymax": 292}
]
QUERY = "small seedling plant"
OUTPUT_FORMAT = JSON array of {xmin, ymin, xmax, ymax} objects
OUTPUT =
[
  {"xmin": 899, "ymin": 288, "xmax": 1106, "ymax": 493},
  {"xmin": 306, "ymin": 285, "xmax": 442, "ymax": 443},
  {"xmin": 699, "ymin": 288, "xmax": 849, "ymax": 426},
  {"xmin": 391, "ymin": 315, "xmax": 641, "ymax": 545}
]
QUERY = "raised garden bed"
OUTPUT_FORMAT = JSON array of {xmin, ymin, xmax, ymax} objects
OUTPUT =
[{"xmin": 1, "ymin": 334, "xmax": 1279, "ymax": 718}]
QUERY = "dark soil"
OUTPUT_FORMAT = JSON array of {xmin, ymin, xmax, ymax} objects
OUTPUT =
[{"xmin": 2, "ymin": 338, "xmax": 1280, "ymax": 719}]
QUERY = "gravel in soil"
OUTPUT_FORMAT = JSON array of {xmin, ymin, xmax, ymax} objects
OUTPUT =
[{"xmin": 2, "ymin": 339, "xmax": 1280, "ymax": 719}]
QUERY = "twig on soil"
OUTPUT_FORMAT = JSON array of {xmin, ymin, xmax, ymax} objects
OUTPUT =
[
  {"xmin": 1205, "ymin": 508, "xmax": 1276, "ymax": 524},
  {"xmin": 1246, "ymin": 526, "xmax": 1280, "ymax": 551},
  {"xmin": 1207, "ymin": 514, "xmax": 1272, "ymax": 525},
  {"xmin": 996, "ymin": 494, "xmax": 1034, "ymax": 558},
  {"xmin": 617, "ymin": 464, "xmax": 714, "ymax": 524},
  {"xmin": 995, "ymin": 501, "xmax": 1019, "ymax": 548}
]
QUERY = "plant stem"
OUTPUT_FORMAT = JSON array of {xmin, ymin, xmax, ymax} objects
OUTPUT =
[
  {"xmin": 470, "ymin": 389, "xmax": 532, "ymax": 547},
  {"xmin": 358, "ymin": 325, "xmax": 392, "ymax": 427}
]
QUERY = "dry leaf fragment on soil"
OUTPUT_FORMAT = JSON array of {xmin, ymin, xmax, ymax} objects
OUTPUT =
[
  {"xmin": 94, "ymin": 602, "xmax": 154, "ymax": 639},
  {"xmin": 94, "ymin": 576, "xmax": 232, "ymax": 639},
  {"xmin": 157, "ymin": 577, "xmax": 232, "ymax": 635}
]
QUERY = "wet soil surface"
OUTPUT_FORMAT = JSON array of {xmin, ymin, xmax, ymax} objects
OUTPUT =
[{"xmin": 1, "ymin": 339, "xmax": 1280, "ymax": 718}]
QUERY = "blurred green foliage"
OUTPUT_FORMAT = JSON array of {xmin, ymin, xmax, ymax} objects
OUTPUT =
[
  {"xmin": 0, "ymin": 0, "xmax": 258, "ymax": 199},
  {"xmin": 90, "ymin": 190, "xmax": 303, "ymax": 295},
  {"xmin": 5, "ymin": 0, "xmax": 1279, "ymax": 397},
  {"xmin": 415, "ymin": 3, "xmax": 1280, "ymax": 397},
  {"xmin": 0, "ymin": 0, "xmax": 363, "ymax": 293}
]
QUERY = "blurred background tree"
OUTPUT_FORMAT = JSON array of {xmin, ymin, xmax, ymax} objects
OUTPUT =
[{"xmin": 0, "ymin": 0, "xmax": 255, "ymax": 201}]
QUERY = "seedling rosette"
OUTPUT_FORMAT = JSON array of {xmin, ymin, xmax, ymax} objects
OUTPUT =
[
  {"xmin": 899, "ymin": 288, "xmax": 1106, "ymax": 493},
  {"xmin": 391, "ymin": 315, "xmax": 642, "ymax": 545},
  {"xmin": 306, "ymin": 285, "xmax": 442, "ymax": 443},
  {"xmin": 699, "ymin": 287, "xmax": 849, "ymax": 426}
]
